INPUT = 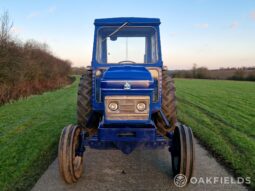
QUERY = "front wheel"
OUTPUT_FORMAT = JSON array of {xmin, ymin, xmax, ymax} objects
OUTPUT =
[
  {"xmin": 58, "ymin": 125, "xmax": 84, "ymax": 184},
  {"xmin": 171, "ymin": 124, "xmax": 195, "ymax": 183}
]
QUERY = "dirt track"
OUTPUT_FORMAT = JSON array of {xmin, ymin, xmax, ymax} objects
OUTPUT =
[{"xmin": 32, "ymin": 139, "xmax": 248, "ymax": 191}]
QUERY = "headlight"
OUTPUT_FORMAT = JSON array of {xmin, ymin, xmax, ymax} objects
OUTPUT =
[
  {"xmin": 95, "ymin": 69, "xmax": 102, "ymax": 77},
  {"xmin": 108, "ymin": 102, "xmax": 118, "ymax": 111},
  {"xmin": 136, "ymin": 102, "xmax": 146, "ymax": 111}
]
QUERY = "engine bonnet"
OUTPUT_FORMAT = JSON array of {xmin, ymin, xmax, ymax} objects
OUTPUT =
[{"xmin": 101, "ymin": 66, "xmax": 154, "ymax": 89}]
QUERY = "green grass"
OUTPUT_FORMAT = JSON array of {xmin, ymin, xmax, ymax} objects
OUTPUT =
[
  {"xmin": 175, "ymin": 79, "xmax": 255, "ymax": 189},
  {"xmin": 0, "ymin": 77, "xmax": 78, "ymax": 191}
]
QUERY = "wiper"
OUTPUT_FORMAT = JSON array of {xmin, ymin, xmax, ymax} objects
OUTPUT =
[{"xmin": 102, "ymin": 22, "xmax": 128, "ymax": 42}]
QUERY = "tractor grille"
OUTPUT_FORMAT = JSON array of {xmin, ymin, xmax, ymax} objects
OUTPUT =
[{"xmin": 105, "ymin": 96, "xmax": 150, "ymax": 120}]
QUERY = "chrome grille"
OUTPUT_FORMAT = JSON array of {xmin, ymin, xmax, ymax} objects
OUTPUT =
[{"xmin": 105, "ymin": 96, "xmax": 150, "ymax": 120}]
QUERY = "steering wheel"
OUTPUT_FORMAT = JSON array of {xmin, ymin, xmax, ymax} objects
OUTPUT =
[{"xmin": 118, "ymin": 60, "xmax": 136, "ymax": 64}]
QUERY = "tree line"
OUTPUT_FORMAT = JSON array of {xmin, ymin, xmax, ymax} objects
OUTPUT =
[
  {"xmin": 172, "ymin": 64, "xmax": 255, "ymax": 81},
  {"xmin": 0, "ymin": 11, "xmax": 72, "ymax": 105}
]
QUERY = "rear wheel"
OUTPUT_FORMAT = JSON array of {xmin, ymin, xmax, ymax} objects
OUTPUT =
[
  {"xmin": 155, "ymin": 70, "xmax": 177, "ymax": 135},
  {"xmin": 58, "ymin": 125, "xmax": 84, "ymax": 184},
  {"xmin": 171, "ymin": 124, "xmax": 195, "ymax": 183},
  {"xmin": 77, "ymin": 70, "xmax": 94, "ymax": 133}
]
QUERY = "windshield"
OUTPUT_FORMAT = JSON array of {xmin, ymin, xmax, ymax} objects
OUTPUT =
[{"xmin": 96, "ymin": 26, "xmax": 159, "ymax": 64}]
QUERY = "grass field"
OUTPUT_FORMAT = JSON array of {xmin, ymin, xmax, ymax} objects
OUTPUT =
[
  {"xmin": 175, "ymin": 79, "xmax": 255, "ymax": 189},
  {"xmin": 0, "ymin": 77, "xmax": 78, "ymax": 191},
  {"xmin": 0, "ymin": 77, "xmax": 254, "ymax": 190}
]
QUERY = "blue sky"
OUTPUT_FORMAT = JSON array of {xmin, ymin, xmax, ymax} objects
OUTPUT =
[{"xmin": 0, "ymin": 0, "xmax": 255, "ymax": 69}]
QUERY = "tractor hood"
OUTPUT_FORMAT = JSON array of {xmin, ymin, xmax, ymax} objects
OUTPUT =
[{"xmin": 101, "ymin": 66, "xmax": 154, "ymax": 89}]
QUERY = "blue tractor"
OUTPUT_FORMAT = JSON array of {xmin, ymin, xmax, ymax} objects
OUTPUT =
[{"xmin": 58, "ymin": 17, "xmax": 194, "ymax": 184}]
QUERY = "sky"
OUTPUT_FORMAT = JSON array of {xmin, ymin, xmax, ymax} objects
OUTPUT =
[{"xmin": 0, "ymin": 0, "xmax": 255, "ymax": 69}]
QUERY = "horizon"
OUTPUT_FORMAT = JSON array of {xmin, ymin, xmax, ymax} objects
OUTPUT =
[{"xmin": 1, "ymin": 0, "xmax": 255, "ymax": 70}]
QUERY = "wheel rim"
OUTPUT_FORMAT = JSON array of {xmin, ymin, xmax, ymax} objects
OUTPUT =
[
  {"xmin": 71, "ymin": 126, "xmax": 83, "ymax": 179},
  {"xmin": 73, "ymin": 156, "xmax": 82, "ymax": 170}
]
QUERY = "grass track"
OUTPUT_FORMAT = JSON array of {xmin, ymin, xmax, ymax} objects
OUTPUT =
[
  {"xmin": 0, "ymin": 78, "xmax": 78, "ymax": 191},
  {"xmin": 175, "ymin": 79, "xmax": 255, "ymax": 189}
]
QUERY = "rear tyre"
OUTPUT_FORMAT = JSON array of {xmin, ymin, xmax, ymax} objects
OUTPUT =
[
  {"xmin": 77, "ymin": 70, "xmax": 92, "ymax": 130},
  {"xmin": 58, "ymin": 125, "xmax": 84, "ymax": 184},
  {"xmin": 171, "ymin": 124, "xmax": 195, "ymax": 183},
  {"xmin": 155, "ymin": 70, "xmax": 177, "ymax": 135}
]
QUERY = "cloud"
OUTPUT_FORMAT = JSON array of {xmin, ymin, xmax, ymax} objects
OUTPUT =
[
  {"xmin": 229, "ymin": 21, "xmax": 239, "ymax": 29},
  {"xmin": 195, "ymin": 23, "xmax": 209, "ymax": 29},
  {"xmin": 251, "ymin": 11, "xmax": 255, "ymax": 21},
  {"xmin": 27, "ymin": 5, "xmax": 56, "ymax": 19}
]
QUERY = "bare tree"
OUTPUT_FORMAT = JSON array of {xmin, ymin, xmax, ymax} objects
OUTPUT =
[
  {"xmin": 0, "ymin": 11, "xmax": 13, "ymax": 45},
  {"xmin": 192, "ymin": 63, "xmax": 197, "ymax": 78}
]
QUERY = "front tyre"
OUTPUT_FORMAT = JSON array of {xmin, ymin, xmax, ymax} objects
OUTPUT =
[
  {"xmin": 58, "ymin": 125, "xmax": 84, "ymax": 184},
  {"xmin": 171, "ymin": 124, "xmax": 195, "ymax": 183}
]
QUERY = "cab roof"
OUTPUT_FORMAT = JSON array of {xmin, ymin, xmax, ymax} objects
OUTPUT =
[{"xmin": 94, "ymin": 17, "xmax": 161, "ymax": 26}]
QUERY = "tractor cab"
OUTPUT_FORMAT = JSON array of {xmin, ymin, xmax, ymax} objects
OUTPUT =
[{"xmin": 92, "ymin": 17, "xmax": 162, "ymax": 66}]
